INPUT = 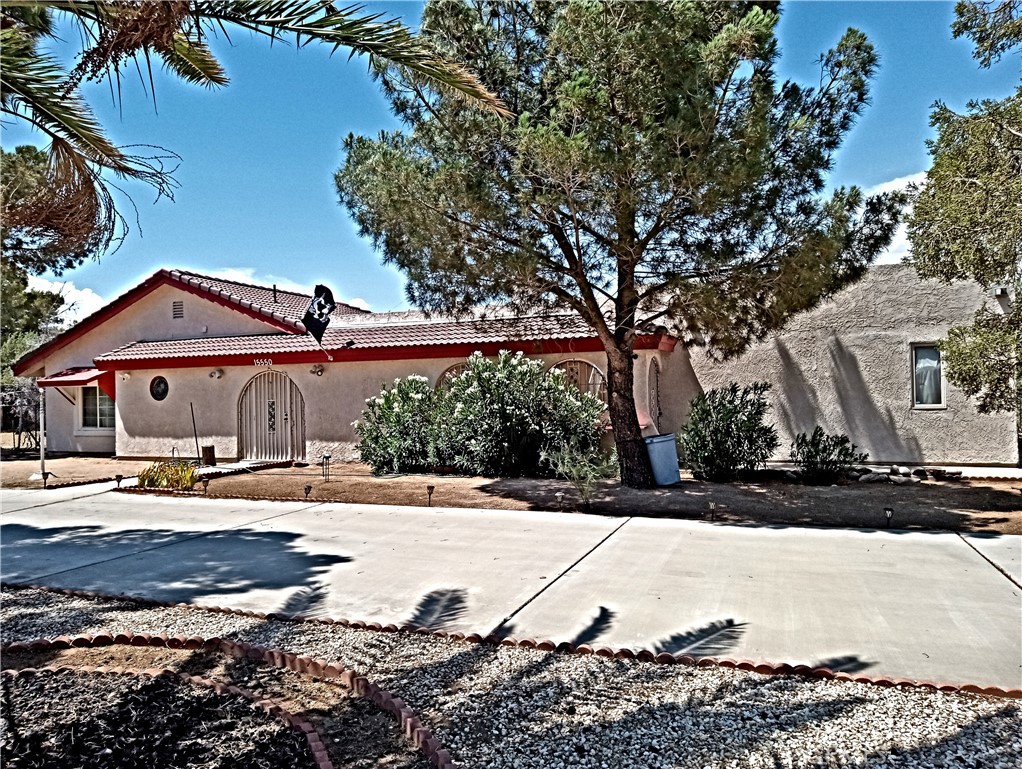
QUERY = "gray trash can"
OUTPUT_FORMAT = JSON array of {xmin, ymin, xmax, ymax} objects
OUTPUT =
[{"xmin": 644, "ymin": 433, "xmax": 680, "ymax": 486}]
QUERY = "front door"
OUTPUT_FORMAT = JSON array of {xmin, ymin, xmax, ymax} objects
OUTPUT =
[{"xmin": 238, "ymin": 371, "xmax": 305, "ymax": 460}]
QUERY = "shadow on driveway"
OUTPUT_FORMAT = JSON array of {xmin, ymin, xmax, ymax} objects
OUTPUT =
[{"xmin": 0, "ymin": 523, "xmax": 351, "ymax": 603}]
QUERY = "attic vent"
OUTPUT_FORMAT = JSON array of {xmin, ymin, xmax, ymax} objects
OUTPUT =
[{"xmin": 172, "ymin": 300, "xmax": 184, "ymax": 319}]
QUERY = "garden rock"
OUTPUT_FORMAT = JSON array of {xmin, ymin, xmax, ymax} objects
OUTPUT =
[{"xmin": 858, "ymin": 472, "xmax": 889, "ymax": 483}]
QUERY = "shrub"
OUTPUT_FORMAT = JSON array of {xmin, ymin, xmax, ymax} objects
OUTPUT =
[
  {"xmin": 541, "ymin": 443, "xmax": 618, "ymax": 510},
  {"xmin": 353, "ymin": 375, "xmax": 437, "ymax": 474},
  {"xmin": 354, "ymin": 351, "xmax": 607, "ymax": 477},
  {"xmin": 679, "ymin": 382, "xmax": 779, "ymax": 481},
  {"xmin": 791, "ymin": 426, "xmax": 869, "ymax": 484},
  {"xmin": 138, "ymin": 461, "xmax": 199, "ymax": 490},
  {"xmin": 442, "ymin": 351, "xmax": 606, "ymax": 477}
]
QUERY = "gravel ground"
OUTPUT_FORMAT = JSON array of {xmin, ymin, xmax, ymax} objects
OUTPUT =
[{"xmin": 3, "ymin": 586, "xmax": 1020, "ymax": 769}]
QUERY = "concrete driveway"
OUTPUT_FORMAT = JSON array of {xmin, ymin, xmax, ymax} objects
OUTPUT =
[{"xmin": 2, "ymin": 485, "xmax": 1019, "ymax": 689}]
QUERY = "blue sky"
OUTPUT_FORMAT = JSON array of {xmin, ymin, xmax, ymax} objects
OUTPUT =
[{"xmin": 4, "ymin": 1, "xmax": 1019, "ymax": 321}]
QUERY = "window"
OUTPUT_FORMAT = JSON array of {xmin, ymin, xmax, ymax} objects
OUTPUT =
[
  {"xmin": 912, "ymin": 345, "xmax": 945, "ymax": 408},
  {"xmin": 550, "ymin": 360, "xmax": 608, "ymax": 403},
  {"xmin": 436, "ymin": 362, "xmax": 469, "ymax": 391},
  {"xmin": 648, "ymin": 358, "xmax": 662, "ymax": 432},
  {"xmin": 172, "ymin": 300, "xmax": 184, "ymax": 319},
  {"xmin": 81, "ymin": 386, "xmax": 115, "ymax": 429}
]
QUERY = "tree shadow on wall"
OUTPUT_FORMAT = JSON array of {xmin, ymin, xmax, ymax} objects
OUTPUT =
[
  {"xmin": 0, "ymin": 523, "xmax": 351, "ymax": 604},
  {"xmin": 775, "ymin": 339, "xmax": 827, "ymax": 441},
  {"xmin": 829, "ymin": 339, "xmax": 923, "ymax": 463}
]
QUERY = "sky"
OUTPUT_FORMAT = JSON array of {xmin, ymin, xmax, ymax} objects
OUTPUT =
[{"xmin": 3, "ymin": 1, "xmax": 1019, "ymax": 323}]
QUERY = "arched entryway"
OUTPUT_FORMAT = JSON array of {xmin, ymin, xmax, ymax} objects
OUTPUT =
[{"xmin": 238, "ymin": 370, "xmax": 306, "ymax": 461}]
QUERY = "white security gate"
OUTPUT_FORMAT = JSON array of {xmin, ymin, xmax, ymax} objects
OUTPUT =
[{"xmin": 238, "ymin": 371, "xmax": 305, "ymax": 460}]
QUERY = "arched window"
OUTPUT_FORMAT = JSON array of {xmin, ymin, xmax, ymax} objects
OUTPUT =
[
  {"xmin": 436, "ymin": 362, "xmax": 469, "ymax": 390},
  {"xmin": 550, "ymin": 360, "xmax": 608, "ymax": 403},
  {"xmin": 648, "ymin": 358, "xmax": 662, "ymax": 433}
]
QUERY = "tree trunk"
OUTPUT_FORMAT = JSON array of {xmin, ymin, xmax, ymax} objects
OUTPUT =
[{"xmin": 605, "ymin": 344, "xmax": 655, "ymax": 489}]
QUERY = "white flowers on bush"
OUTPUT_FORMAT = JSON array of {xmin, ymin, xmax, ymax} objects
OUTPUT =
[{"xmin": 354, "ymin": 351, "xmax": 607, "ymax": 477}]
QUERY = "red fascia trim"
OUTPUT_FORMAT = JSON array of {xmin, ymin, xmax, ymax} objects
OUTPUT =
[
  {"xmin": 94, "ymin": 334, "xmax": 672, "ymax": 371},
  {"xmin": 12, "ymin": 272, "xmax": 301, "ymax": 377}
]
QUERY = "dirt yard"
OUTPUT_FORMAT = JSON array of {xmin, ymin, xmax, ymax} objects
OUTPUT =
[{"xmin": 2, "ymin": 453, "xmax": 1018, "ymax": 534}]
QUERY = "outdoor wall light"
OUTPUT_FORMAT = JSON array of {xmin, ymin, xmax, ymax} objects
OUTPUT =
[
  {"xmin": 209, "ymin": 369, "xmax": 224, "ymax": 379},
  {"xmin": 310, "ymin": 364, "xmax": 325, "ymax": 376},
  {"xmin": 115, "ymin": 474, "xmax": 123, "ymax": 488},
  {"xmin": 304, "ymin": 484, "xmax": 313, "ymax": 499},
  {"xmin": 201, "ymin": 478, "xmax": 210, "ymax": 494},
  {"xmin": 120, "ymin": 372, "xmax": 131, "ymax": 381},
  {"xmin": 884, "ymin": 507, "xmax": 894, "ymax": 527},
  {"xmin": 427, "ymin": 484, "xmax": 436, "ymax": 506}
]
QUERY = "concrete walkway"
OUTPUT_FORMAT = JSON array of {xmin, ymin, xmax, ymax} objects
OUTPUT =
[{"xmin": 2, "ymin": 484, "xmax": 1019, "ymax": 690}]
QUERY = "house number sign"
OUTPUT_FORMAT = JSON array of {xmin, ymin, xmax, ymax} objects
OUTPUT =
[{"xmin": 253, "ymin": 359, "xmax": 273, "ymax": 367}]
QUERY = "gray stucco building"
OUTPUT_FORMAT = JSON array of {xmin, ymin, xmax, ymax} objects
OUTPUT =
[{"xmin": 689, "ymin": 265, "xmax": 1018, "ymax": 467}]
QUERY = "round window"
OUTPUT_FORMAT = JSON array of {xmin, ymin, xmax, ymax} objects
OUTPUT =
[{"xmin": 149, "ymin": 376, "xmax": 169, "ymax": 401}]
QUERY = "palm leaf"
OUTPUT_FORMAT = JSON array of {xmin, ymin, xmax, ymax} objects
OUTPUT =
[{"xmin": 163, "ymin": 33, "xmax": 229, "ymax": 87}]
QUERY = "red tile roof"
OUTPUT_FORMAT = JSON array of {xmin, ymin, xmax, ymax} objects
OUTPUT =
[
  {"xmin": 170, "ymin": 270, "xmax": 368, "ymax": 323},
  {"xmin": 95, "ymin": 313, "xmax": 598, "ymax": 362},
  {"xmin": 12, "ymin": 268, "xmax": 366, "ymax": 376}
]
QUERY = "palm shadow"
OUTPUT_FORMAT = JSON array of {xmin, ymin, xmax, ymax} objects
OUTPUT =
[{"xmin": 0, "ymin": 522, "xmax": 351, "ymax": 604}]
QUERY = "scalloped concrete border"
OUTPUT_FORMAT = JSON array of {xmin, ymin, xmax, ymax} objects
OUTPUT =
[
  {"xmin": 100, "ymin": 460, "xmax": 295, "ymax": 495},
  {"xmin": 0, "ymin": 663, "xmax": 335, "ymax": 769},
  {"xmin": 3, "ymin": 582, "xmax": 1018, "ymax": 704},
  {"xmin": 1, "ymin": 631, "xmax": 455, "ymax": 769}
]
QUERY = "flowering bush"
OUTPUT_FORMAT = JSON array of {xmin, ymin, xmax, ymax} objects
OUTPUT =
[
  {"xmin": 442, "ymin": 351, "xmax": 606, "ymax": 477},
  {"xmin": 354, "ymin": 352, "xmax": 607, "ymax": 477},
  {"xmin": 353, "ymin": 375, "xmax": 437, "ymax": 474}
]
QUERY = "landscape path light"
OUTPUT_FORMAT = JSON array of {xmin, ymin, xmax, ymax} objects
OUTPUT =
[
  {"xmin": 322, "ymin": 454, "xmax": 331, "ymax": 480},
  {"xmin": 555, "ymin": 491, "xmax": 565, "ymax": 510},
  {"xmin": 304, "ymin": 484, "xmax": 313, "ymax": 499},
  {"xmin": 115, "ymin": 474, "xmax": 123, "ymax": 488},
  {"xmin": 201, "ymin": 478, "xmax": 210, "ymax": 494},
  {"xmin": 427, "ymin": 484, "xmax": 435, "ymax": 506},
  {"xmin": 884, "ymin": 507, "xmax": 894, "ymax": 528}
]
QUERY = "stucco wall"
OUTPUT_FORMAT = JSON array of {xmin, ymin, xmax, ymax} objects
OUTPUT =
[
  {"xmin": 112, "ymin": 347, "xmax": 691, "ymax": 461},
  {"xmin": 689, "ymin": 265, "xmax": 1018, "ymax": 466},
  {"xmin": 34, "ymin": 285, "xmax": 290, "ymax": 453}
]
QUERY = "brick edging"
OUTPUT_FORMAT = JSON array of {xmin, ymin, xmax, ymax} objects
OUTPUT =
[
  {"xmin": 2, "ymin": 582, "xmax": 1018, "ymax": 703},
  {"xmin": 1, "ymin": 632, "xmax": 456, "ymax": 769}
]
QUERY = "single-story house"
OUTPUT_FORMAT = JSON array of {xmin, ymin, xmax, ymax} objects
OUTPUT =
[
  {"xmin": 12, "ymin": 269, "xmax": 687, "ymax": 462},
  {"xmin": 13, "ymin": 264, "xmax": 1018, "ymax": 467}
]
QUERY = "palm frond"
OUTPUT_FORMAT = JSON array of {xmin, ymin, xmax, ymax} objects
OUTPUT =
[{"xmin": 163, "ymin": 32, "xmax": 229, "ymax": 87}]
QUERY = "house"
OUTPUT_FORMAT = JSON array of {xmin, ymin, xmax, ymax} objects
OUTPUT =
[
  {"xmin": 13, "ymin": 269, "xmax": 686, "ymax": 462},
  {"xmin": 690, "ymin": 265, "xmax": 1019, "ymax": 467},
  {"xmin": 14, "ymin": 265, "xmax": 1017, "ymax": 467}
]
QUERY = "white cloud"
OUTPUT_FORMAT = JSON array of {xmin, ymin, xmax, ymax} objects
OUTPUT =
[
  {"xmin": 344, "ymin": 296, "xmax": 371, "ymax": 311},
  {"xmin": 865, "ymin": 172, "xmax": 927, "ymax": 265},
  {"xmin": 27, "ymin": 277, "xmax": 106, "ymax": 325}
]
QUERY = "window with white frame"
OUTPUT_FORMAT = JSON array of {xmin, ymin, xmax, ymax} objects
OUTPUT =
[
  {"xmin": 81, "ymin": 386, "xmax": 115, "ymax": 429},
  {"xmin": 912, "ymin": 345, "xmax": 945, "ymax": 408}
]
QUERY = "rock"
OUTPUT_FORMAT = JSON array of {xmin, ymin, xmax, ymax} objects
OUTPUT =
[
  {"xmin": 858, "ymin": 472, "xmax": 889, "ymax": 483},
  {"xmin": 890, "ymin": 475, "xmax": 911, "ymax": 485},
  {"xmin": 889, "ymin": 465, "xmax": 900, "ymax": 475},
  {"xmin": 784, "ymin": 471, "xmax": 800, "ymax": 482},
  {"xmin": 912, "ymin": 468, "xmax": 928, "ymax": 479}
]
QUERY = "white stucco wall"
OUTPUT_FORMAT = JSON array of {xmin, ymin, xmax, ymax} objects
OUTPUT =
[
  {"xmin": 32, "ymin": 284, "xmax": 290, "ymax": 453},
  {"xmin": 689, "ymin": 265, "xmax": 1018, "ymax": 466},
  {"xmin": 113, "ymin": 347, "xmax": 693, "ymax": 461}
]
